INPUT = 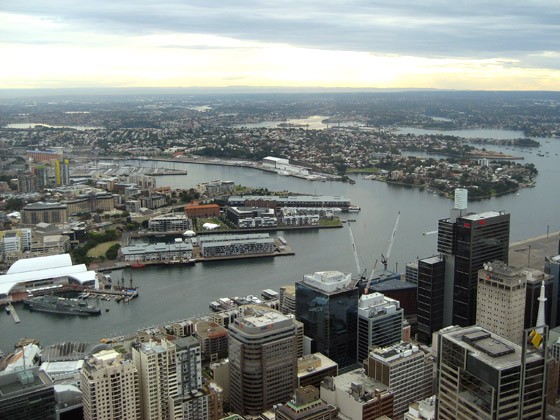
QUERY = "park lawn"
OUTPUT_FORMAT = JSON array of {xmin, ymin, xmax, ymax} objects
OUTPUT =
[
  {"xmin": 319, "ymin": 218, "xmax": 343, "ymax": 227},
  {"xmin": 346, "ymin": 167, "xmax": 378, "ymax": 174},
  {"xmin": 87, "ymin": 241, "xmax": 120, "ymax": 258}
]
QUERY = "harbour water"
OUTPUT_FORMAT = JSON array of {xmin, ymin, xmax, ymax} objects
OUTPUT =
[{"xmin": 1, "ymin": 131, "xmax": 559, "ymax": 351}]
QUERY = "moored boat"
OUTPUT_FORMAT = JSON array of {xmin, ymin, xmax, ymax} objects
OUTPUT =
[{"xmin": 23, "ymin": 295, "xmax": 101, "ymax": 316}]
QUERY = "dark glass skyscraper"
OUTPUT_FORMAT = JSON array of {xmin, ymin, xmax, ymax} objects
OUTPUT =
[
  {"xmin": 295, "ymin": 271, "xmax": 358, "ymax": 368},
  {"xmin": 438, "ymin": 210, "xmax": 510, "ymax": 327},
  {"xmin": 416, "ymin": 255, "xmax": 445, "ymax": 345}
]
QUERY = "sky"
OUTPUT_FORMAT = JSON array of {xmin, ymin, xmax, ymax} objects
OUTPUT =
[{"xmin": 1, "ymin": 0, "xmax": 559, "ymax": 90}]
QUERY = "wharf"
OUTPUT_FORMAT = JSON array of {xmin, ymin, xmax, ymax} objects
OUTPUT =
[
  {"xmin": 9, "ymin": 304, "xmax": 20, "ymax": 323},
  {"xmin": 192, "ymin": 238, "xmax": 295, "ymax": 262},
  {"xmin": 508, "ymin": 231, "xmax": 560, "ymax": 270}
]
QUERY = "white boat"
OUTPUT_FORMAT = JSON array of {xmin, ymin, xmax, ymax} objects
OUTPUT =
[{"xmin": 348, "ymin": 205, "xmax": 361, "ymax": 213}]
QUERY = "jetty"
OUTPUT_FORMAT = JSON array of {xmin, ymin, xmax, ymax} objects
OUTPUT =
[{"xmin": 8, "ymin": 304, "xmax": 20, "ymax": 323}]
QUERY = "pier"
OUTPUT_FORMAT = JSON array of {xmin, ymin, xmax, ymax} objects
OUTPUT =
[{"xmin": 8, "ymin": 304, "xmax": 20, "ymax": 323}]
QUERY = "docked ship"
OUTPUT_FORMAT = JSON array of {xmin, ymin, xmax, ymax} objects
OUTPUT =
[{"xmin": 23, "ymin": 295, "xmax": 101, "ymax": 316}]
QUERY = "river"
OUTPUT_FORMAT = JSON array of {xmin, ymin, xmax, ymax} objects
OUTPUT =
[{"xmin": 2, "ymin": 129, "xmax": 559, "ymax": 351}]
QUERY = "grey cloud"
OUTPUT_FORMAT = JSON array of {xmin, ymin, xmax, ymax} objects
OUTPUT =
[{"xmin": 4, "ymin": 0, "xmax": 560, "ymax": 64}]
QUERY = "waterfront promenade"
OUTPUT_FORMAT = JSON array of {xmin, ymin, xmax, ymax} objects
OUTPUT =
[{"xmin": 508, "ymin": 231, "xmax": 560, "ymax": 270}]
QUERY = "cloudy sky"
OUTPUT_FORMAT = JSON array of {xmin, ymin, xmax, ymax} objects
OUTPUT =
[{"xmin": 1, "ymin": 0, "xmax": 559, "ymax": 90}]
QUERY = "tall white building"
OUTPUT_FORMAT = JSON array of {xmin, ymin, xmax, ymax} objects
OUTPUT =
[
  {"xmin": 80, "ymin": 349, "xmax": 141, "ymax": 420},
  {"xmin": 133, "ymin": 338, "xmax": 178, "ymax": 420},
  {"xmin": 476, "ymin": 260, "xmax": 526, "ymax": 344},
  {"xmin": 357, "ymin": 292, "xmax": 404, "ymax": 362}
]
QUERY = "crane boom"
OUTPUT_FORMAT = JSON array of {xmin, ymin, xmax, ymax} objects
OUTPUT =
[
  {"xmin": 381, "ymin": 211, "xmax": 400, "ymax": 271},
  {"xmin": 364, "ymin": 259, "xmax": 379, "ymax": 295},
  {"xmin": 348, "ymin": 223, "xmax": 362, "ymax": 277}
]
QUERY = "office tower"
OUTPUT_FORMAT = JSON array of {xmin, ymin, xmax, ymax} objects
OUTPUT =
[
  {"xmin": 357, "ymin": 292, "xmax": 403, "ymax": 362},
  {"xmin": 365, "ymin": 342, "xmax": 433, "ymax": 419},
  {"xmin": 0, "ymin": 367, "xmax": 56, "ymax": 420},
  {"xmin": 320, "ymin": 370, "xmax": 395, "ymax": 419},
  {"xmin": 405, "ymin": 261, "xmax": 419, "ymax": 284},
  {"xmin": 81, "ymin": 349, "xmax": 141, "ymax": 420},
  {"xmin": 436, "ymin": 326, "xmax": 546, "ymax": 419},
  {"xmin": 525, "ymin": 268, "xmax": 553, "ymax": 329},
  {"xmin": 545, "ymin": 254, "xmax": 560, "ymax": 328},
  {"xmin": 547, "ymin": 327, "xmax": 560, "ymax": 405},
  {"xmin": 416, "ymin": 255, "xmax": 445, "ymax": 345},
  {"xmin": 229, "ymin": 307, "xmax": 299, "ymax": 415},
  {"xmin": 280, "ymin": 284, "xmax": 296, "ymax": 315},
  {"xmin": 133, "ymin": 338, "xmax": 178, "ymax": 420},
  {"xmin": 476, "ymin": 261, "xmax": 526, "ymax": 344},
  {"xmin": 275, "ymin": 386, "xmax": 338, "ymax": 420},
  {"xmin": 438, "ymin": 203, "xmax": 510, "ymax": 326},
  {"xmin": 296, "ymin": 271, "xmax": 359, "ymax": 368}
]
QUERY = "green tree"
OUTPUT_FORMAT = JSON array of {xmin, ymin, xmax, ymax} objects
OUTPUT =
[{"xmin": 105, "ymin": 243, "xmax": 121, "ymax": 260}]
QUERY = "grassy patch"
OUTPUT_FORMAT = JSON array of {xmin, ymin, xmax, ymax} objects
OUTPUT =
[
  {"xmin": 87, "ymin": 241, "xmax": 120, "ymax": 258},
  {"xmin": 347, "ymin": 167, "xmax": 379, "ymax": 174},
  {"xmin": 195, "ymin": 218, "xmax": 229, "ymax": 231},
  {"xmin": 319, "ymin": 218, "xmax": 343, "ymax": 227}
]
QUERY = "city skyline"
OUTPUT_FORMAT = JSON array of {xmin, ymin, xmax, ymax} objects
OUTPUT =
[{"xmin": 2, "ymin": 1, "xmax": 560, "ymax": 90}]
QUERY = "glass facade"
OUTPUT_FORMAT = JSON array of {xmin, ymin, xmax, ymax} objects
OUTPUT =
[
  {"xmin": 295, "ymin": 281, "xmax": 358, "ymax": 368},
  {"xmin": 453, "ymin": 213, "xmax": 510, "ymax": 326},
  {"xmin": 417, "ymin": 256, "xmax": 445, "ymax": 345}
]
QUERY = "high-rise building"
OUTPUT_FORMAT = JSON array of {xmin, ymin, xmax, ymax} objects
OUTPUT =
[
  {"xmin": 170, "ymin": 337, "xmax": 210, "ymax": 420},
  {"xmin": 0, "ymin": 367, "xmax": 56, "ymax": 420},
  {"xmin": 296, "ymin": 271, "xmax": 358, "ymax": 368},
  {"xmin": 405, "ymin": 261, "xmax": 419, "ymax": 285},
  {"xmin": 438, "ymin": 206, "xmax": 510, "ymax": 327},
  {"xmin": 17, "ymin": 173, "xmax": 37, "ymax": 193},
  {"xmin": 525, "ymin": 268, "xmax": 553, "ymax": 329},
  {"xmin": 436, "ymin": 326, "xmax": 546, "ymax": 419},
  {"xmin": 133, "ymin": 338, "xmax": 178, "ymax": 420},
  {"xmin": 365, "ymin": 342, "xmax": 433, "ymax": 420},
  {"xmin": 476, "ymin": 261, "xmax": 526, "ymax": 344},
  {"xmin": 280, "ymin": 284, "xmax": 297, "ymax": 315},
  {"xmin": 55, "ymin": 158, "xmax": 70, "ymax": 186},
  {"xmin": 80, "ymin": 349, "xmax": 141, "ymax": 420},
  {"xmin": 229, "ymin": 307, "xmax": 299, "ymax": 415},
  {"xmin": 357, "ymin": 292, "xmax": 403, "ymax": 362},
  {"xmin": 545, "ymin": 254, "xmax": 560, "ymax": 328},
  {"xmin": 416, "ymin": 255, "xmax": 445, "ymax": 345}
]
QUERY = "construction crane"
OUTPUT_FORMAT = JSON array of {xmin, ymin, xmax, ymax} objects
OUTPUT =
[
  {"xmin": 381, "ymin": 211, "xmax": 400, "ymax": 271},
  {"xmin": 348, "ymin": 222, "xmax": 367, "ymax": 280},
  {"xmin": 363, "ymin": 259, "xmax": 379, "ymax": 295}
]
